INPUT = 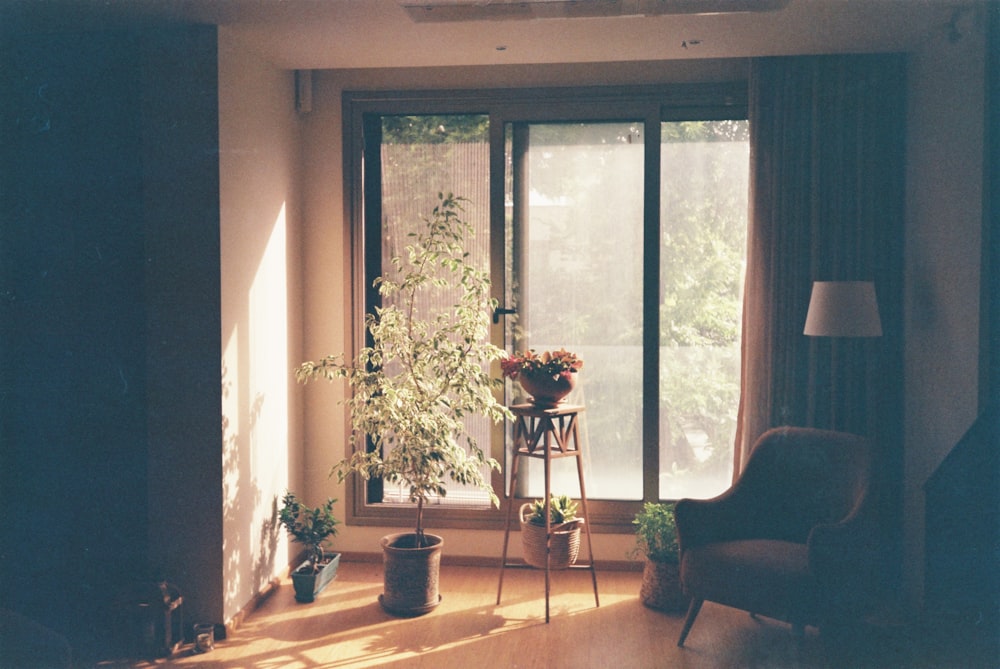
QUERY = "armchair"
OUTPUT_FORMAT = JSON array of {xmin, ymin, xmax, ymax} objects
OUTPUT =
[{"xmin": 675, "ymin": 426, "xmax": 880, "ymax": 647}]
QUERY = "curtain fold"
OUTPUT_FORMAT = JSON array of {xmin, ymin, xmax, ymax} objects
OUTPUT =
[{"xmin": 736, "ymin": 55, "xmax": 906, "ymax": 478}]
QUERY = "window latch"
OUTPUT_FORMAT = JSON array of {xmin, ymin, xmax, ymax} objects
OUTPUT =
[{"xmin": 492, "ymin": 306, "xmax": 516, "ymax": 324}]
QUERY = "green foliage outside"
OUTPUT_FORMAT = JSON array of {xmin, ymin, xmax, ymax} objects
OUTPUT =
[
  {"xmin": 381, "ymin": 115, "xmax": 490, "ymax": 144},
  {"xmin": 658, "ymin": 119, "xmax": 747, "ymax": 483},
  {"xmin": 370, "ymin": 113, "xmax": 747, "ymax": 500},
  {"xmin": 515, "ymin": 119, "xmax": 747, "ymax": 494}
]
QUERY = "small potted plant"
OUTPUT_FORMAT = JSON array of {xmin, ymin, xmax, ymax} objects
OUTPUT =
[
  {"xmin": 520, "ymin": 494, "xmax": 584, "ymax": 569},
  {"xmin": 500, "ymin": 349, "xmax": 584, "ymax": 408},
  {"xmin": 630, "ymin": 502, "xmax": 687, "ymax": 612},
  {"xmin": 278, "ymin": 492, "xmax": 341, "ymax": 603}
]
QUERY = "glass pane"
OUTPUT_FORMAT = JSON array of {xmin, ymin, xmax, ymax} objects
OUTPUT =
[
  {"xmin": 378, "ymin": 114, "xmax": 493, "ymax": 506},
  {"xmin": 506, "ymin": 122, "xmax": 645, "ymax": 500},
  {"xmin": 659, "ymin": 120, "xmax": 749, "ymax": 500}
]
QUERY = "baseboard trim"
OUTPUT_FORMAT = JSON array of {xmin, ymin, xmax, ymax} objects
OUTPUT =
[{"xmin": 225, "ymin": 552, "xmax": 302, "ymax": 638}]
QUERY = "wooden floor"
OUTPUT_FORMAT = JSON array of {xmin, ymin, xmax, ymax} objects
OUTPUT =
[{"xmin": 100, "ymin": 561, "xmax": 993, "ymax": 669}]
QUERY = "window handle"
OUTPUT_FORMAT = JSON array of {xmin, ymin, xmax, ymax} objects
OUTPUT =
[{"xmin": 493, "ymin": 306, "xmax": 516, "ymax": 324}]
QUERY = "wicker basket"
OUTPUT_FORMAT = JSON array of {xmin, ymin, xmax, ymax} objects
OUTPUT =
[
  {"xmin": 639, "ymin": 558, "xmax": 688, "ymax": 612},
  {"xmin": 519, "ymin": 503, "xmax": 583, "ymax": 569}
]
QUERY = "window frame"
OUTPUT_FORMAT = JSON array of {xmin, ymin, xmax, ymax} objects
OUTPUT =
[{"xmin": 342, "ymin": 83, "xmax": 748, "ymax": 533}]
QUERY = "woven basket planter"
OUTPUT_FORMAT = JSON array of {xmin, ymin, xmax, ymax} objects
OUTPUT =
[
  {"xmin": 519, "ymin": 503, "xmax": 583, "ymax": 569},
  {"xmin": 639, "ymin": 558, "xmax": 688, "ymax": 613}
]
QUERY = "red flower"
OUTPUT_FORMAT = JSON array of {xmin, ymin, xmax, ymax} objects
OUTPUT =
[{"xmin": 500, "ymin": 348, "xmax": 583, "ymax": 380}]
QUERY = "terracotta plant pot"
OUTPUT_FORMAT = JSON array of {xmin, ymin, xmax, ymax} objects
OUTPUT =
[
  {"xmin": 379, "ymin": 532, "xmax": 443, "ymax": 616},
  {"xmin": 518, "ymin": 370, "xmax": 577, "ymax": 408}
]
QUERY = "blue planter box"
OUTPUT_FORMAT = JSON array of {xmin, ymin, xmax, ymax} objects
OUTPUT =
[{"xmin": 291, "ymin": 552, "xmax": 340, "ymax": 603}]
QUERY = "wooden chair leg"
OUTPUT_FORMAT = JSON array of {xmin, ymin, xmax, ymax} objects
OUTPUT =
[{"xmin": 677, "ymin": 598, "xmax": 704, "ymax": 647}]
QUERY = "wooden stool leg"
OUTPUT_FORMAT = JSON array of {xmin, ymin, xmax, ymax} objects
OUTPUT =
[
  {"xmin": 573, "ymin": 420, "xmax": 598, "ymax": 608},
  {"xmin": 496, "ymin": 446, "xmax": 522, "ymax": 605}
]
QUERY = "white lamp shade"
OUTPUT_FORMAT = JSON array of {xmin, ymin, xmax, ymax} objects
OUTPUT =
[{"xmin": 804, "ymin": 281, "xmax": 882, "ymax": 337}]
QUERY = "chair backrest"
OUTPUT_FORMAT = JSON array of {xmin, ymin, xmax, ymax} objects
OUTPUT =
[{"xmin": 736, "ymin": 426, "xmax": 872, "ymax": 543}]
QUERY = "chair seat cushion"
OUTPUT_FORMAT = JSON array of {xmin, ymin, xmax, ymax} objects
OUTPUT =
[{"xmin": 681, "ymin": 539, "xmax": 819, "ymax": 623}]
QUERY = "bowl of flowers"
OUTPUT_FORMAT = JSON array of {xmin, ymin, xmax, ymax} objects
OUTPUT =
[{"xmin": 500, "ymin": 348, "xmax": 583, "ymax": 408}]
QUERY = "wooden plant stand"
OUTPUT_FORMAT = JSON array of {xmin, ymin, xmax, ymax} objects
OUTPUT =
[{"xmin": 496, "ymin": 403, "xmax": 599, "ymax": 622}]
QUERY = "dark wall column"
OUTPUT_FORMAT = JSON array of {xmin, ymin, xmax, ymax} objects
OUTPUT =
[
  {"xmin": 0, "ymin": 23, "xmax": 224, "ymax": 652},
  {"xmin": 0, "ymin": 29, "xmax": 149, "ymax": 647},
  {"xmin": 139, "ymin": 25, "xmax": 224, "ymax": 629}
]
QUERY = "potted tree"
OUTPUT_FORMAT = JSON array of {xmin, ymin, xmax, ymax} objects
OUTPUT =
[
  {"xmin": 278, "ymin": 492, "xmax": 341, "ymax": 603},
  {"xmin": 630, "ymin": 502, "xmax": 688, "ymax": 612},
  {"xmin": 296, "ymin": 193, "xmax": 510, "ymax": 616},
  {"xmin": 520, "ymin": 494, "xmax": 584, "ymax": 569}
]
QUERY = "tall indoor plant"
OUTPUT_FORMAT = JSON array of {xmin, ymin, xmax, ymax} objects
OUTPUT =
[{"xmin": 296, "ymin": 193, "xmax": 510, "ymax": 615}]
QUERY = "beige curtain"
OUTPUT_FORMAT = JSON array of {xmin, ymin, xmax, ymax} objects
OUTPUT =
[{"xmin": 736, "ymin": 55, "xmax": 906, "ymax": 477}]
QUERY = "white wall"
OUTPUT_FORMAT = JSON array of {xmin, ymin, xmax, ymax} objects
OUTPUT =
[
  {"xmin": 218, "ymin": 28, "xmax": 304, "ymax": 624},
  {"xmin": 903, "ymin": 11, "xmax": 986, "ymax": 609}
]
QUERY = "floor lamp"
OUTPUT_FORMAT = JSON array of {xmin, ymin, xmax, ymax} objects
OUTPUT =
[
  {"xmin": 804, "ymin": 281, "xmax": 883, "ymax": 338},
  {"xmin": 803, "ymin": 281, "xmax": 883, "ymax": 433}
]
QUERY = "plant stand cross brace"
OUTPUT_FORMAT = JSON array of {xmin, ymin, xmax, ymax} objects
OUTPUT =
[{"xmin": 496, "ymin": 403, "xmax": 600, "ymax": 622}]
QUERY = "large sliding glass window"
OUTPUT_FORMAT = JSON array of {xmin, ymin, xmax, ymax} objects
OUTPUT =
[
  {"xmin": 375, "ymin": 115, "xmax": 493, "ymax": 507},
  {"xmin": 344, "ymin": 86, "xmax": 748, "ymax": 531},
  {"xmin": 658, "ymin": 120, "xmax": 749, "ymax": 500},
  {"xmin": 504, "ymin": 121, "xmax": 645, "ymax": 501}
]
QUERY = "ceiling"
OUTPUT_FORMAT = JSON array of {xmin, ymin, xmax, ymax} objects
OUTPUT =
[{"xmin": 3, "ymin": 0, "xmax": 973, "ymax": 70}]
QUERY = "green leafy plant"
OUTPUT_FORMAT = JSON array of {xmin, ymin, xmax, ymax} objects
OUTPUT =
[
  {"xmin": 500, "ymin": 349, "xmax": 584, "ymax": 381},
  {"xmin": 278, "ymin": 492, "xmax": 340, "ymax": 574},
  {"xmin": 630, "ymin": 502, "xmax": 679, "ymax": 564},
  {"xmin": 525, "ymin": 494, "xmax": 579, "ymax": 526},
  {"xmin": 296, "ymin": 193, "xmax": 510, "ymax": 547}
]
